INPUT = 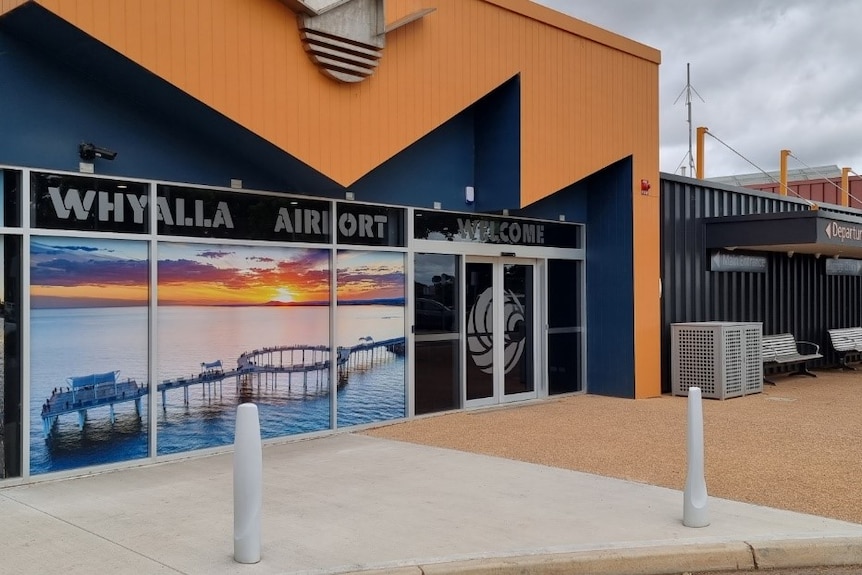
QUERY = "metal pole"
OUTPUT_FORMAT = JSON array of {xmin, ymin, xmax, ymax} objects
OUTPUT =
[
  {"xmin": 779, "ymin": 149, "xmax": 791, "ymax": 196},
  {"xmin": 696, "ymin": 127, "xmax": 708, "ymax": 179},
  {"xmin": 687, "ymin": 63, "xmax": 694, "ymax": 176}
]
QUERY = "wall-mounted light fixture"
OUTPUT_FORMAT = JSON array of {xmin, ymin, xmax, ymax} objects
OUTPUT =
[
  {"xmin": 433, "ymin": 201, "xmax": 442, "ymax": 210},
  {"xmin": 465, "ymin": 186, "xmax": 474, "ymax": 205},
  {"xmin": 787, "ymin": 251, "xmax": 794, "ymax": 258},
  {"xmin": 345, "ymin": 191, "xmax": 355, "ymax": 201},
  {"xmin": 79, "ymin": 142, "xmax": 117, "ymax": 161}
]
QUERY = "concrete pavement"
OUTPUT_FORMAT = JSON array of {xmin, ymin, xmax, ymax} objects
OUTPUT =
[{"xmin": 2, "ymin": 433, "xmax": 862, "ymax": 574}]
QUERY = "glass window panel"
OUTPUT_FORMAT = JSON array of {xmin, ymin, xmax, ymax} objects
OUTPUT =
[
  {"xmin": 415, "ymin": 340, "xmax": 459, "ymax": 415},
  {"xmin": 465, "ymin": 262, "xmax": 494, "ymax": 400},
  {"xmin": 2, "ymin": 235, "xmax": 22, "ymax": 478},
  {"xmin": 30, "ymin": 237, "xmax": 149, "ymax": 474},
  {"xmin": 414, "ymin": 253, "xmax": 460, "ymax": 414},
  {"xmin": 414, "ymin": 254, "xmax": 459, "ymax": 335},
  {"xmin": 548, "ymin": 332, "xmax": 582, "ymax": 394},
  {"xmin": 156, "ymin": 243, "xmax": 332, "ymax": 456},
  {"xmin": 336, "ymin": 250, "xmax": 406, "ymax": 427},
  {"xmin": 548, "ymin": 260, "xmax": 583, "ymax": 394},
  {"xmin": 2, "ymin": 169, "xmax": 21, "ymax": 227},
  {"xmin": 548, "ymin": 259, "xmax": 581, "ymax": 329},
  {"xmin": 503, "ymin": 264, "xmax": 534, "ymax": 395}
]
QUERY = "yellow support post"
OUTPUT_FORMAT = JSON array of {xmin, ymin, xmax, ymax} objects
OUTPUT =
[
  {"xmin": 779, "ymin": 149, "xmax": 791, "ymax": 196},
  {"xmin": 696, "ymin": 127, "xmax": 708, "ymax": 179},
  {"xmin": 842, "ymin": 167, "xmax": 851, "ymax": 207}
]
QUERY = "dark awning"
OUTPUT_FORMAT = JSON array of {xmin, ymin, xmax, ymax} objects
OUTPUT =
[{"xmin": 704, "ymin": 210, "xmax": 862, "ymax": 259}]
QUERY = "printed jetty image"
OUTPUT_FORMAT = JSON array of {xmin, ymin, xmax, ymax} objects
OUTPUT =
[
  {"xmin": 40, "ymin": 338, "xmax": 405, "ymax": 438},
  {"xmin": 40, "ymin": 371, "xmax": 145, "ymax": 438}
]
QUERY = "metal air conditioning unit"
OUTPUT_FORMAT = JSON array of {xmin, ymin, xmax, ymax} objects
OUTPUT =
[{"xmin": 672, "ymin": 322, "xmax": 763, "ymax": 399}]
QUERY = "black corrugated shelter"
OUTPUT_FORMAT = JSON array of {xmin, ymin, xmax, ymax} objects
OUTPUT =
[{"xmin": 660, "ymin": 173, "xmax": 862, "ymax": 392}]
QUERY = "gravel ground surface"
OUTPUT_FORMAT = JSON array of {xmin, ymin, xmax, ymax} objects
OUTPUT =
[{"xmin": 365, "ymin": 369, "xmax": 862, "ymax": 525}]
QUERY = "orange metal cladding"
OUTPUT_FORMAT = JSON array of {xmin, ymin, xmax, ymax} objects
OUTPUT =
[
  {"xmin": 0, "ymin": 0, "xmax": 27, "ymax": 14},
  {"xmin": 17, "ymin": 0, "xmax": 662, "ymax": 396}
]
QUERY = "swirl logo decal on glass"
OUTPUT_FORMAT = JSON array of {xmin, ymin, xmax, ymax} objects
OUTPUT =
[{"xmin": 467, "ymin": 288, "xmax": 526, "ymax": 374}]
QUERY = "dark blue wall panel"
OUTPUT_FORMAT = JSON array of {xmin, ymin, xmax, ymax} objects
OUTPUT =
[
  {"xmin": 349, "ymin": 109, "xmax": 476, "ymax": 209},
  {"xmin": 584, "ymin": 158, "xmax": 635, "ymax": 397},
  {"xmin": 351, "ymin": 77, "xmax": 522, "ymax": 211},
  {"xmin": 520, "ymin": 179, "xmax": 589, "ymax": 223},
  {"xmin": 522, "ymin": 159, "xmax": 634, "ymax": 397},
  {"xmin": 473, "ymin": 77, "xmax": 520, "ymax": 213}
]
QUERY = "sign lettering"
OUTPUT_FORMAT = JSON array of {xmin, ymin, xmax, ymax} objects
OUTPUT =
[
  {"xmin": 710, "ymin": 251, "xmax": 767, "ymax": 273},
  {"xmin": 336, "ymin": 203, "xmax": 405, "ymax": 246},
  {"xmin": 825, "ymin": 221, "xmax": 862, "ymax": 242},
  {"xmin": 274, "ymin": 208, "xmax": 330, "ymax": 235},
  {"xmin": 48, "ymin": 187, "xmax": 153, "ymax": 226},
  {"xmin": 825, "ymin": 258, "xmax": 862, "ymax": 276},
  {"xmin": 32, "ymin": 173, "xmax": 150, "ymax": 233},
  {"xmin": 456, "ymin": 218, "xmax": 544, "ymax": 245},
  {"xmin": 414, "ymin": 211, "xmax": 579, "ymax": 249}
]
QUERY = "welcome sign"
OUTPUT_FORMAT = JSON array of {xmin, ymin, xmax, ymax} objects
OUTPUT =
[{"xmin": 414, "ymin": 210, "xmax": 581, "ymax": 249}]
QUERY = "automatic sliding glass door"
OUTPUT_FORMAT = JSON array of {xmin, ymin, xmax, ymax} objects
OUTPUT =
[
  {"xmin": 502, "ymin": 262, "xmax": 534, "ymax": 399},
  {"xmin": 465, "ymin": 258, "xmax": 537, "ymax": 407}
]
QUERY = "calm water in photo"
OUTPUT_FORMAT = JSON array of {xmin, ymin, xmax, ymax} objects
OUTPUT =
[{"xmin": 30, "ymin": 305, "xmax": 405, "ymax": 473}]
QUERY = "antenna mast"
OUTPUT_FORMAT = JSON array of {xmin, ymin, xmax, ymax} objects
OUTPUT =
[{"xmin": 674, "ymin": 63, "xmax": 705, "ymax": 176}]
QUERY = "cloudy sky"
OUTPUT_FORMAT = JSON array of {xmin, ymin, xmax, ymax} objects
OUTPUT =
[{"xmin": 533, "ymin": 1, "xmax": 862, "ymax": 179}]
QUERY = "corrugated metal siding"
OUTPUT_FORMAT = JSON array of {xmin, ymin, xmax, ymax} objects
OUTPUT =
[
  {"xmin": 661, "ymin": 175, "xmax": 862, "ymax": 392},
  {"xmin": 750, "ymin": 178, "xmax": 862, "ymax": 210},
  {"xmin": 28, "ymin": 0, "xmax": 659, "ymax": 205}
]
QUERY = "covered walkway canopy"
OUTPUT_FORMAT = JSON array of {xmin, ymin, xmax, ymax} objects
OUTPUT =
[{"xmin": 705, "ymin": 210, "xmax": 862, "ymax": 259}]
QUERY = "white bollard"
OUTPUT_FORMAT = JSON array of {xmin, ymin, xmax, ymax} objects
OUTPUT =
[
  {"xmin": 234, "ymin": 403, "xmax": 263, "ymax": 563},
  {"xmin": 683, "ymin": 387, "xmax": 710, "ymax": 527}
]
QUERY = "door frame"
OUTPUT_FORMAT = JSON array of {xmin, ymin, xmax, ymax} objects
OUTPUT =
[{"xmin": 463, "ymin": 256, "xmax": 541, "ymax": 408}]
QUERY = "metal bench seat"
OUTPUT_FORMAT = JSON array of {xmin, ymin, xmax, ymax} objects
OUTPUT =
[
  {"xmin": 827, "ymin": 327, "xmax": 862, "ymax": 369},
  {"xmin": 762, "ymin": 333, "xmax": 822, "ymax": 384}
]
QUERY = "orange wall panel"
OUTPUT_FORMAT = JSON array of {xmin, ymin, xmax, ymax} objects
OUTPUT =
[
  {"xmin": 0, "ymin": 0, "xmax": 29, "ymax": 16},
  {"xmin": 386, "ymin": 0, "xmax": 427, "ymax": 27},
  {"xmin": 18, "ymin": 0, "xmax": 661, "ymax": 195}
]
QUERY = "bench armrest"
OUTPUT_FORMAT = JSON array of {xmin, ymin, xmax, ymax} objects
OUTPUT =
[{"xmin": 797, "ymin": 340, "xmax": 821, "ymax": 354}]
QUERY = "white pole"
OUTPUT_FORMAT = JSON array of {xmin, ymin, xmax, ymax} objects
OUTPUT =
[
  {"xmin": 234, "ymin": 403, "xmax": 263, "ymax": 563},
  {"xmin": 683, "ymin": 387, "xmax": 710, "ymax": 527}
]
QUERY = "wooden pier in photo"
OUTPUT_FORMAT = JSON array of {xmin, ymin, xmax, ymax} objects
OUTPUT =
[
  {"xmin": 40, "ymin": 337, "xmax": 406, "ymax": 437},
  {"xmin": 40, "ymin": 371, "xmax": 146, "ymax": 438}
]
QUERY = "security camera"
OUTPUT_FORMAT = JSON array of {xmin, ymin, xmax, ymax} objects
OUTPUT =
[{"xmin": 79, "ymin": 142, "xmax": 118, "ymax": 161}]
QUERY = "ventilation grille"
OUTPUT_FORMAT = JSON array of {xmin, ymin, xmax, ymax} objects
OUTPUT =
[
  {"xmin": 675, "ymin": 329, "xmax": 717, "ymax": 396},
  {"xmin": 672, "ymin": 323, "xmax": 763, "ymax": 399},
  {"xmin": 300, "ymin": 28, "xmax": 382, "ymax": 83}
]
